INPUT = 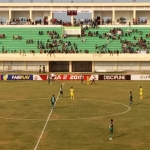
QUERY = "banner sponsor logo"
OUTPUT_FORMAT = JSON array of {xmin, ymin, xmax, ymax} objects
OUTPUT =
[
  {"xmin": 3, "ymin": 74, "xmax": 8, "ymax": 80},
  {"xmin": 99, "ymin": 75, "xmax": 131, "ymax": 80},
  {"xmin": 56, "ymin": 75, "xmax": 84, "ymax": 80},
  {"xmin": 33, "ymin": 75, "xmax": 47, "ymax": 80},
  {"xmin": 33, "ymin": 74, "xmax": 98, "ymax": 80},
  {"xmin": 3, "ymin": 75, "xmax": 33, "ymax": 80},
  {"xmin": 12, "ymin": 75, "xmax": 30, "ymax": 80},
  {"xmin": 55, "ymin": 75, "xmax": 98, "ymax": 80},
  {"xmin": 131, "ymin": 75, "xmax": 150, "ymax": 80}
]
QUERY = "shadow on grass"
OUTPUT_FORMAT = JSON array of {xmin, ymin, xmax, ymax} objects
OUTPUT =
[
  {"xmin": 143, "ymin": 96, "xmax": 150, "ymax": 99},
  {"xmin": 61, "ymin": 96, "xmax": 70, "ymax": 99},
  {"xmin": 55, "ymin": 105, "xmax": 69, "ymax": 109},
  {"xmin": 133, "ymin": 102, "xmax": 144, "ymax": 106},
  {"xmin": 115, "ymin": 133, "xmax": 128, "ymax": 139}
]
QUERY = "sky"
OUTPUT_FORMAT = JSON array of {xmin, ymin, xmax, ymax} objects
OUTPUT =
[{"xmin": 0, "ymin": 0, "xmax": 149, "ymax": 21}]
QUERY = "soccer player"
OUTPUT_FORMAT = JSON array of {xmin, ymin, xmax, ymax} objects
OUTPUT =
[
  {"xmin": 39, "ymin": 65, "xmax": 41, "ymax": 73},
  {"xmin": 91, "ymin": 74, "xmax": 96, "ymax": 84},
  {"xmin": 70, "ymin": 87, "xmax": 75, "ymax": 100},
  {"xmin": 60, "ymin": 85, "xmax": 63, "ymax": 97},
  {"xmin": 129, "ymin": 91, "xmax": 133, "ymax": 106},
  {"xmin": 48, "ymin": 74, "xmax": 51, "ymax": 84},
  {"xmin": 51, "ymin": 72, "xmax": 55, "ymax": 84},
  {"xmin": 51, "ymin": 95, "xmax": 56, "ymax": 109},
  {"xmin": 86, "ymin": 75, "xmax": 90, "ymax": 85},
  {"xmin": 81, "ymin": 75, "xmax": 84, "ymax": 84},
  {"xmin": 140, "ymin": 86, "xmax": 143, "ymax": 99},
  {"xmin": 109, "ymin": 119, "xmax": 113, "ymax": 140}
]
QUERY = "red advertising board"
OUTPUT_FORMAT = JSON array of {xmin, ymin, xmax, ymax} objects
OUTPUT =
[
  {"xmin": 33, "ymin": 75, "xmax": 47, "ymax": 80},
  {"xmin": 33, "ymin": 74, "xmax": 98, "ymax": 80},
  {"xmin": 55, "ymin": 74, "xmax": 98, "ymax": 80},
  {"xmin": 56, "ymin": 74, "xmax": 85, "ymax": 80}
]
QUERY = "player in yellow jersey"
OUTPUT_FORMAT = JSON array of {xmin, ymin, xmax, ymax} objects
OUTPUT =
[
  {"xmin": 140, "ymin": 86, "xmax": 143, "ymax": 99},
  {"xmin": 70, "ymin": 87, "xmax": 75, "ymax": 100},
  {"xmin": 86, "ymin": 76, "xmax": 90, "ymax": 85}
]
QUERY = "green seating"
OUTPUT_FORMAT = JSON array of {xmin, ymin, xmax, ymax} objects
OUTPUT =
[
  {"xmin": 0, "ymin": 26, "xmax": 150, "ymax": 53},
  {"xmin": 0, "ymin": 27, "xmax": 63, "ymax": 53},
  {"xmin": 67, "ymin": 26, "xmax": 150, "ymax": 53}
]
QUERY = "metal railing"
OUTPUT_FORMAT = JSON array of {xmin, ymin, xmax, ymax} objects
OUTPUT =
[
  {"xmin": 2, "ymin": 65, "xmax": 47, "ymax": 72},
  {"xmin": 1, "ymin": 0, "xmax": 149, "ymax": 3}
]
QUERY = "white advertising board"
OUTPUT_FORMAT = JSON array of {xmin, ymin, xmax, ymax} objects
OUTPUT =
[
  {"xmin": 63, "ymin": 29, "xmax": 81, "ymax": 35},
  {"xmin": 131, "ymin": 75, "xmax": 150, "ymax": 80}
]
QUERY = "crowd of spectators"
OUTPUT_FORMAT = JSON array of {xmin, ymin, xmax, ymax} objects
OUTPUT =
[
  {"xmin": 50, "ymin": 17, "xmax": 149, "ymax": 27},
  {"xmin": 50, "ymin": 18, "xmax": 72, "ymax": 26},
  {"xmin": 35, "ymin": 30, "xmax": 89, "ymax": 54},
  {"xmin": 1, "ymin": 27, "xmax": 150, "ymax": 55},
  {"xmin": 8, "ymin": 18, "xmax": 46, "ymax": 25},
  {"xmin": 93, "ymin": 28, "xmax": 150, "ymax": 54},
  {"xmin": 0, "ymin": 16, "xmax": 148, "ymax": 26},
  {"xmin": 9, "ymin": 18, "xmax": 32, "ymax": 25},
  {"xmin": 26, "ymin": 39, "xmax": 34, "ymax": 44},
  {"xmin": 133, "ymin": 18, "xmax": 147, "ymax": 25}
]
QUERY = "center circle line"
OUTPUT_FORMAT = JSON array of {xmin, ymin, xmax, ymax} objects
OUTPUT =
[{"xmin": 0, "ymin": 98, "xmax": 130, "ymax": 121}]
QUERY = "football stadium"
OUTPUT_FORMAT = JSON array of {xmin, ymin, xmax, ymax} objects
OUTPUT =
[{"xmin": 0, "ymin": 0, "xmax": 150, "ymax": 150}]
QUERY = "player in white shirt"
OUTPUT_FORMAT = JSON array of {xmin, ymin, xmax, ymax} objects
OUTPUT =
[{"xmin": 51, "ymin": 72, "xmax": 55, "ymax": 84}]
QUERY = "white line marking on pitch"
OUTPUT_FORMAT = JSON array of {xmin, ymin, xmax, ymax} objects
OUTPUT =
[
  {"xmin": 0, "ymin": 116, "xmax": 44, "ymax": 121},
  {"xmin": 0, "ymin": 98, "xmax": 49, "ymax": 103},
  {"xmin": 33, "ymin": 82, "xmax": 65, "ymax": 150},
  {"xmin": 49, "ymin": 99, "xmax": 131, "ymax": 121},
  {"xmin": 0, "ymin": 98, "xmax": 130, "ymax": 121}
]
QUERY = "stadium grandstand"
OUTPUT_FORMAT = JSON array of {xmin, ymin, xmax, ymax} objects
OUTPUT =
[
  {"xmin": 1, "ymin": 2, "xmax": 150, "ymax": 150},
  {"xmin": 0, "ymin": 0, "xmax": 150, "ymax": 72}
]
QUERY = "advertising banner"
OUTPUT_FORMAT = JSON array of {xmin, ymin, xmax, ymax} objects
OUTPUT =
[
  {"xmin": 33, "ymin": 74, "xmax": 98, "ymax": 81},
  {"xmin": 131, "ymin": 75, "xmax": 150, "ymax": 80},
  {"xmin": 55, "ymin": 74, "xmax": 98, "ymax": 80},
  {"xmin": 33, "ymin": 75, "xmax": 47, "ymax": 80},
  {"xmin": 99, "ymin": 75, "xmax": 131, "ymax": 80},
  {"xmin": 2, "ymin": 75, "xmax": 33, "ymax": 80}
]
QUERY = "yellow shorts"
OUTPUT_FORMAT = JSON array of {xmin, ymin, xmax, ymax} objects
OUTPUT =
[
  {"xmin": 71, "ymin": 94, "xmax": 74, "ymax": 97},
  {"xmin": 140, "ymin": 92, "xmax": 142, "ymax": 96}
]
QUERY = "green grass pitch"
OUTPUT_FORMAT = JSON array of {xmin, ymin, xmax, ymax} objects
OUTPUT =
[{"xmin": 0, "ymin": 80, "xmax": 150, "ymax": 150}]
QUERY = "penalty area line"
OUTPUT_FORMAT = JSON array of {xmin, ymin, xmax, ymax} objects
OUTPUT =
[{"xmin": 33, "ymin": 82, "xmax": 65, "ymax": 150}]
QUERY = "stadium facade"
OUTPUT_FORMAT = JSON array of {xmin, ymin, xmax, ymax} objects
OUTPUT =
[
  {"xmin": 0, "ymin": 2, "xmax": 150, "ymax": 24},
  {"xmin": 0, "ymin": 2, "xmax": 150, "ymax": 72}
]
